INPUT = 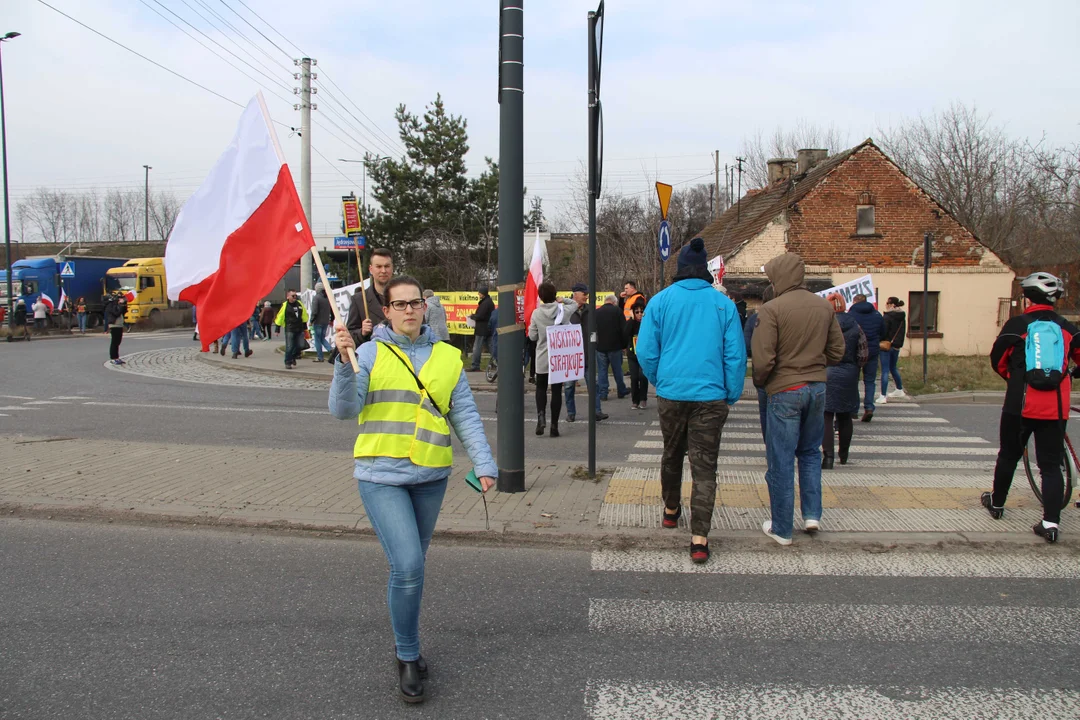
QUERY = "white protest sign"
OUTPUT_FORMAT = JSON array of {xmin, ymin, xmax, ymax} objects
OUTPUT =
[
  {"xmin": 545, "ymin": 323, "xmax": 585, "ymax": 384},
  {"xmin": 815, "ymin": 274, "xmax": 877, "ymax": 308}
]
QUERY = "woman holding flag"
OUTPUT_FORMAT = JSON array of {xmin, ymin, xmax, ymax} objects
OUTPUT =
[{"xmin": 329, "ymin": 275, "xmax": 496, "ymax": 704}]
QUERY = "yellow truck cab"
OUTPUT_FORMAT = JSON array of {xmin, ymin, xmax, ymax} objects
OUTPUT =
[{"xmin": 105, "ymin": 258, "xmax": 168, "ymax": 324}]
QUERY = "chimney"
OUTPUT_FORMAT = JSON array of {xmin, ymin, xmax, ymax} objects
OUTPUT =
[
  {"xmin": 766, "ymin": 157, "xmax": 797, "ymax": 184},
  {"xmin": 796, "ymin": 148, "xmax": 829, "ymax": 175}
]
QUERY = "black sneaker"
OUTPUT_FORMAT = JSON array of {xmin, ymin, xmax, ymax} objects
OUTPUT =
[
  {"xmin": 566, "ymin": 413, "xmax": 575, "ymax": 423},
  {"xmin": 1033, "ymin": 522, "xmax": 1059, "ymax": 543},
  {"xmin": 980, "ymin": 492, "xmax": 1004, "ymax": 520}
]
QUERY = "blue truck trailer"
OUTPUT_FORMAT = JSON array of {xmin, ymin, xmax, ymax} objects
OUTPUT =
[{"xmin": 0, "ymin": 256, "xmax": 128, "ymax": 328}]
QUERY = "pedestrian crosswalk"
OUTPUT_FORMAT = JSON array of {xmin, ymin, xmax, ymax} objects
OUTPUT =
[
  {"xmin": 583, "ymin": 548, "xmax": 1080, "ymax": 718},
  {"xmin": 600, "ymin": 401, "xmax": 1072, "ymax": 533}
]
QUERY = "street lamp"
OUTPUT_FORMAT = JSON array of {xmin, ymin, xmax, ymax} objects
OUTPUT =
[
  {"xmin": 143, "ymin": 165, "xmax": 152, "ymax": 242},
  {"xmin": 338, "ymin": 154, "xmax": 388, "ymax": 215},
  {"xmin": 2, "ymin": 31, "xmax": 20, "ymax": 340}
]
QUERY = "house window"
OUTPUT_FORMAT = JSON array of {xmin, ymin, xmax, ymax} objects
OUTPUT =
[
  {"xmin": 908, "ymin": 291, "xmax": 940, "ymax": 334},
  {"xmin": 856, "ymin": 205, "xmax": 876, "ymax": 235}
]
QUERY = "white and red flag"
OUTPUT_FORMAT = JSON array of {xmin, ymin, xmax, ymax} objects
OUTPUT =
[
  {"xmin": 165, "ymin": 93, "xmax": 315, "ymax": 350},
  {"xmin": 38, "ymin": 292, "xmax": 55, "ymax": 312},
  {"xmin": 523, "ymin": 230, "xmax": 545, "ymax": 328},
  {"xmin": 58, "ymin": 288, "xmax": 68, "ymax": 311}
]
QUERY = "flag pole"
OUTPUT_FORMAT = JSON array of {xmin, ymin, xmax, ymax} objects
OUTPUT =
[
  {"xmin": 311, "ymin": 246, "xmax": 359, "ymax": 373},
  {"xmin": 353, "ymin": 242, "xmax": 370, "ymax": 319},
  {"xmin": 253, "ymin": 91, "xmax": 358, "ymax": 373}
]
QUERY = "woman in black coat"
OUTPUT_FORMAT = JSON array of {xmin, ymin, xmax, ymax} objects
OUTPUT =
[
  {"xmin": 880, "ymin": 297, "xmax": 907, "ymax": 399},
  {"xmin": 823, "ymin": 294, "xmax": 867, "ymax": 468}
]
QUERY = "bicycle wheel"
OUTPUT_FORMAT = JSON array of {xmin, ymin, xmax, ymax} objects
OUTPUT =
[
  {"xmin": 485, "ymin": 358, "xmax": 498, "ymax": 383},
  {"xmin": 1023, "ymin": 437, "xmax": 1074, "ymax": 508}
]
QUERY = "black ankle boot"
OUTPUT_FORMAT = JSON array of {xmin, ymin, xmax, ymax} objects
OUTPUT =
[
  {"xmin": 838, "ymin": 449, "xmax": 849, "ymax": 465},
  {"xmin": 550, "ymin": 418, "xmax": 560, "ymax": 437},
  {"xmin": 536, "ymin": 412, "xmax": 546, "ymax": 436},
  {"xmin": 822, "ymin": 452, "xmax": 834, "ymax": 470},
  {"xmin": 397, "ymin": 659, "xmax": 425, "ymax": 703}
]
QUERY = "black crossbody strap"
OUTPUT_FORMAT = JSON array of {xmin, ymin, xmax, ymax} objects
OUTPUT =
[{"xmin": 381, "ymin": 342, "xmax": 447, "ymax": 416}]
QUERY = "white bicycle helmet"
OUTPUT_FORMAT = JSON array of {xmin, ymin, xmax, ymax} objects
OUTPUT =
[{"xmin": 1020, "ymin": 271, "xmax": 1064, "ymax": 301}]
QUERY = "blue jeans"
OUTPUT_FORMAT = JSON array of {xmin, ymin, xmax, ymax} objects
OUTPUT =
[
  {"xmin": 564, "ymin": 379, "xmax": 601, "ymax": 417},
  {"xmin": 77, "ymin": 312, "xmax": 87, "ymax": 332},
  {"xmin": 756, "ymin": 387, "xmax": 768, "ymax": 442},
  {"xmin": 250, "ymin": 319, "xmax": 263, "ymax": 339},
  {"xmin": 229, "ymin": 324, "xmax": 250, "ymax": 354},
  {"xmin": 597, "ymin": 350, "xmax": 626, "ymax": 399},
  {"xmin": 470, "ymin": 334, "xmax": 490, "ymax": 370},
  {"xmin": 284, "ymin": 330, "xmax": 304, "ymax": 366},
  {"xmin": 358, "ymin": 477, "xmax": 448, "ymax": 662},
  {"xmin": 881, "ymin": 348, "xmax": 904, "ymax": 394},
  {"xmin": 311, "ymin": 323, "xmax": 330, "ymax": 361},
  {"xmin": 861, "ymin": 354, "xmax": 879, "ymax": 412},
  {"xmin": 764, "ymin": 382, "xmax": 826, "ymax": 539}
]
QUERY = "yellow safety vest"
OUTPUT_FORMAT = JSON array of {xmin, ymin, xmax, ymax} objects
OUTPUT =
[{"xmin": 354, "ymin": 341, "xmax": 463, "ymax": 468}]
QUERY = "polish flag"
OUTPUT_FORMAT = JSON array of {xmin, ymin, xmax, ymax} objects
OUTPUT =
[
  {"xmin": 165, "ymin": 93, "xmax": 315, "ymax": 350},
  {"xmin": 523, "ymin": 230, "xmax": 545, "ymax": 328},
  {"xmin": 39, "ymin": 292, "xmax": 55, "ymax": 312},
  {"xmin": 123, "ymin": 289, "xmax": 136, "ymax": 303},
  {"xmin": 58, "ymin": 288, "xmax": 68, "ymax": 311}
]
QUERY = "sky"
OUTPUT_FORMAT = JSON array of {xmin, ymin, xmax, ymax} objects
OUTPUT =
[{"xmin": 5, "ymin": 0, "xmax": 1080, "ymax": 237}]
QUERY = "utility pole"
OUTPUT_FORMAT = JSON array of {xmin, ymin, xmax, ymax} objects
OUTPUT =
[
  {"xmin": 735, "ymin": 156, "xmax": 744, "ymax": 222},
  {"xmin": 587, "ymin": 2, "xmax": 605, "ymax": 479},
  {"xmin": 1, "ymin": 31, "xmax": 19, "ymax": 339},
  {"xmin": 923, "ymin": 232, "xmax": 932, "ymax": 386},
  {"xmin": 142, "ymin": 165, "xmax": 152, "ymax": 241},
  {"xmin": 713, "ymin": 150, "xmax": 720, "ymax": 219},
  {"xmin": 497, "ymin": 0, "xmax": 525, "ymax": 493},
  {"xmin": 296, "ymin": 57, "xmax": 316, "ymax": 291}
]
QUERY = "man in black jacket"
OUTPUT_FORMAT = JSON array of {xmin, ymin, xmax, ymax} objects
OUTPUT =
[
  {"xmin": 309, "ymin": 282, "xmax": 332, "ymax": 362},
  {"xmin": 346, "ymin": 248, "xmax": 393, "ymax": 348},
  {"xmin": 595, "ymin": 294, "xmax": 628, "ymax": 400},
  {"xmin": 563, "ymin": 283, "xmax": 607, "ymax": 421},
  {"xmin": 467, "ymin": 285, "xmax": 495, "ymax": 372},
  {"xmin": 849, "ymin": 294, "xmax": 884, "ymax": 421}
]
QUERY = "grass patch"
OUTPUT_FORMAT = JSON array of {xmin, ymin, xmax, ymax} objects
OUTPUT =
[{"xmin": 896, "ymin": 355, "xmax": 1004, "ymax": 395}]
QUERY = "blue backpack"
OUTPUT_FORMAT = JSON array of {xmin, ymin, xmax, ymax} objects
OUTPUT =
[{"xmin": 1024, "ymin": 319, "xmax": 1066, "ymax": 391}]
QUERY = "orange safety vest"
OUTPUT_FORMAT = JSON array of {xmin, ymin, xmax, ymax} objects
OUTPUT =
[{"xmin": 623, "ymin": 293, "xmax": 645, "ymax": 319}]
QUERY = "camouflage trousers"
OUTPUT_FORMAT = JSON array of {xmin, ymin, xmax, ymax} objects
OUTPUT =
[{"xmin": 657, "ymin": 397, "xmax": 730, "ymax": 537}]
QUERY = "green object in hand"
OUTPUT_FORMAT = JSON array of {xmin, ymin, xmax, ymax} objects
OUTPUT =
[{"xmin": 465, "ymin": 469, "xmax": 482, "ymax": 493}]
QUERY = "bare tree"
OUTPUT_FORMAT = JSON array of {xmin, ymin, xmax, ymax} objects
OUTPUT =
[
  {"xmin": 739, "ymin": 120, "xmax": 850, "ymax": 189},
  {"xmin": 151, "ymin": 191, "xmax": 182, "ymax": 241}
]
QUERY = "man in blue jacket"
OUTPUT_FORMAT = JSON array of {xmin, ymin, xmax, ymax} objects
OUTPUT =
[
  {"xmin": 849, "ymin": 293, "xmax": 884, "ymax": 421},
  {"xmin": 636, "ymin": 237, "xmax": 746, "ymax": 565}
]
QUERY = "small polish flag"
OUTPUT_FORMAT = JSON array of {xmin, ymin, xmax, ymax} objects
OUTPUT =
[
  {"xmin": 59, "ymin": 288, "xmax": 68, "ymax": 311},
  {"xmin": 523, "ymin": 229, "xmax": 545, "ymax": 328},
  {"xmin": 39, "ymin": 292, "xmax": 55, "ymax": 312},
  {"xmin": 165, "ymin": 93, "xmax": 315, "ymax": 350},
  {"xmin": 123, "ymin": 289, "xmax": 137, "ymax": 303}
]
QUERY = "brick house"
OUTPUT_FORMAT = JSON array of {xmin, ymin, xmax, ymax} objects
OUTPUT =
[{"xmin": 678, "ymin": 139, "xmax": 1014, "ymax": 356}]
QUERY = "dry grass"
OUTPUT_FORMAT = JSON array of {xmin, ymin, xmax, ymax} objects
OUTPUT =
[{"xmin": 896, "ymin": 354, "xmax": 1005, "ymax": 395}]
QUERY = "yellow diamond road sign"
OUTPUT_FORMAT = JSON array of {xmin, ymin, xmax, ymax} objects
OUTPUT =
[{"xmin": 656, "ymin": 182, "xmax": 673, "ymax": 220}]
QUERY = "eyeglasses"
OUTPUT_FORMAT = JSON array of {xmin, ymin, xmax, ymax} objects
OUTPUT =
[{"xmin": 388, "ymin": 299, "xmax": 426, "ymax": 311}]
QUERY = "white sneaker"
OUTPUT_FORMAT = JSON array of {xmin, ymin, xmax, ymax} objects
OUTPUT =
[
  {"xmin": 762, "ymin": 520, "xmax": 793, "ymax": 546},
  {"xmin": 874, "ymin": 394, "xmax": 888, "ymax": 405},
  {"xmin": 804, "ymin": 519, "xmax": 820, "ymax": 533}
]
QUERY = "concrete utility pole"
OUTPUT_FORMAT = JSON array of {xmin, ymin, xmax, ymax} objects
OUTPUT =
[
  {"xmin": 142, "ymin": 165, "xmax": 152, "ymax": 242},
  {"xmin": 713, "ymin": 150, "xmax": 720, "ymax": 219},
  {"xmin": 497, "ymin": 0, "xmax": 525, "ymax": 493},
  {"xmin": 297, "ymin": 57, "xmax": 315, "ymax": 291},
  {"xmin": 1, "ymin": 31, "xmax": 19, "ymax": 339},
  {"xmin": 735, "ymin": 156, "xmax": 745, "ymax": 222}
]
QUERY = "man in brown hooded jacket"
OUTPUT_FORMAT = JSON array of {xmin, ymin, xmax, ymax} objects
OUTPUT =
[{"xmin": 751, "ymin": 253, "xmax": 845, "ymax": 545}]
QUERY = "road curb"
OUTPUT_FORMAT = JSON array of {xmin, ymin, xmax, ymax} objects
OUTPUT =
[
  {"xmin": 914, "ymin": 390, "xmax": 1080, "ymax": 404},
  {"xmin": 3, "ymin": 502, "xmax": 1074, "ymax": 551}
]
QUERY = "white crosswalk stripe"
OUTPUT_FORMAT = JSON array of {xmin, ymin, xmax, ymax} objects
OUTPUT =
[
  {"xmin": 625, "ymin": 454, "xmax": 994, "ymax": 469},
  {"xmin": 643, "ymin": 429, "xmax": 988, "ymax": 443},
  {"xmin": 585, "ymin": 681, "xmax": 1080, "ymax": 720},
  {"xmin": 584, "ymin": 549, "xmax": 1080, "ymax": 718},
  {"xmin": 634, "ymin": 440, "xmax": 998, "ymax": 455}
]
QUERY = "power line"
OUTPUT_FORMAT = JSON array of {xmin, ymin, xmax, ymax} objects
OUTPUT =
[
  {"xmin": 178, "ymin": 0, "xmax": 293, "ymax": 79},
  {"xmin": 189, "ymin": 0, "xmax": 294, "ymax": 74},
  {"xmin": 35, "ymin": 0, "xmax": 244, "ymax": 110},
  {"xmin": 216, "ymin": 0, "xmax": 297, "ymax": 60},
  {"xmin": 315, "ymin": 85, "xmax": 400, "ymax": 158},
  {"xmin": 311, "ymin": 145, "xmax": 362, "ymax": 187},
  {"xmin": 317, "ymin": 69, "xmax": 405, "ymax": 156},
  {"xmin": 139, "ymin": 0, "xmax": 293, "ymax": 96}
]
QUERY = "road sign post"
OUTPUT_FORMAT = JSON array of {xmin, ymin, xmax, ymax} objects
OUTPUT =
[{"xmin": 656, "ymin": 182, "xmax": 672, "ymax": 288}]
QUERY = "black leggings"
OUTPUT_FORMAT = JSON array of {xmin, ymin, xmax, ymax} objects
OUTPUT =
[
  {"xmin": 261, "ymin": 322, "xmax": 273, "ymax": 338},
  {"xmin": 823, "ymin": 411, "xmax": 853, "ymax": 459},
  {"xmin": 628, "ymin": 354, "xmax": 648, "ymax": 405},
  {"xmin": 535, "ymin": 373, "xmax": 563, "ymax": 421},
  {"xmin": 992, "ymin": 412, "xmax": 1066, "ymax": 523},
  {"xmin": 109, "ymin": 327, "xmax": 124, "ymax": 360}
]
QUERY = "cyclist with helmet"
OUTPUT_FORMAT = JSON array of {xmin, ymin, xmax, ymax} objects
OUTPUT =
[{"xmin": 983, "ymin": 272, "xmax": 1080, "ymax": 542}]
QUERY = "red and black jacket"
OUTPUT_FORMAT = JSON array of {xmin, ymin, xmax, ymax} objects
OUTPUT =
[{"xmin": 990, "ymin": 305, "xmax": 1080, "ymax": 420}]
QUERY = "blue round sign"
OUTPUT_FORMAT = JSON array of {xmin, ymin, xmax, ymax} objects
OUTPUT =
[{"xmin": 658, "ymin": 220, "xmax": 672, "ymax": 261}]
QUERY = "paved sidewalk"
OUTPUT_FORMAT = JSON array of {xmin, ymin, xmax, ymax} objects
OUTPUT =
[{"xmin": 3, "ymin": 432, "xmax": 1077, "ymax": 545}]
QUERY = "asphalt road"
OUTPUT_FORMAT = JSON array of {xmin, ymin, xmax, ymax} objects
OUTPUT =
[
  {"xmin": 0, "ymin": 332, "xmax": 651, "ymax": 463},
  {"xmin": 2, "ymin": 519, "xmax": 1079, "ymax": 719}
]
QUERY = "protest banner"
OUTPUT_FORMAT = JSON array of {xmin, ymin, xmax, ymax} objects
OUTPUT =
[
  {"xmin": 814, "ymin": 274, "xmax": 877, "ymax": 307},
  {"xmin": 436, "ymin": 290, "xmax": 613, "ymax": 336},
  {"xmin": 545, "ymin": 323, "xmax": 586, "ymax": 384}
]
